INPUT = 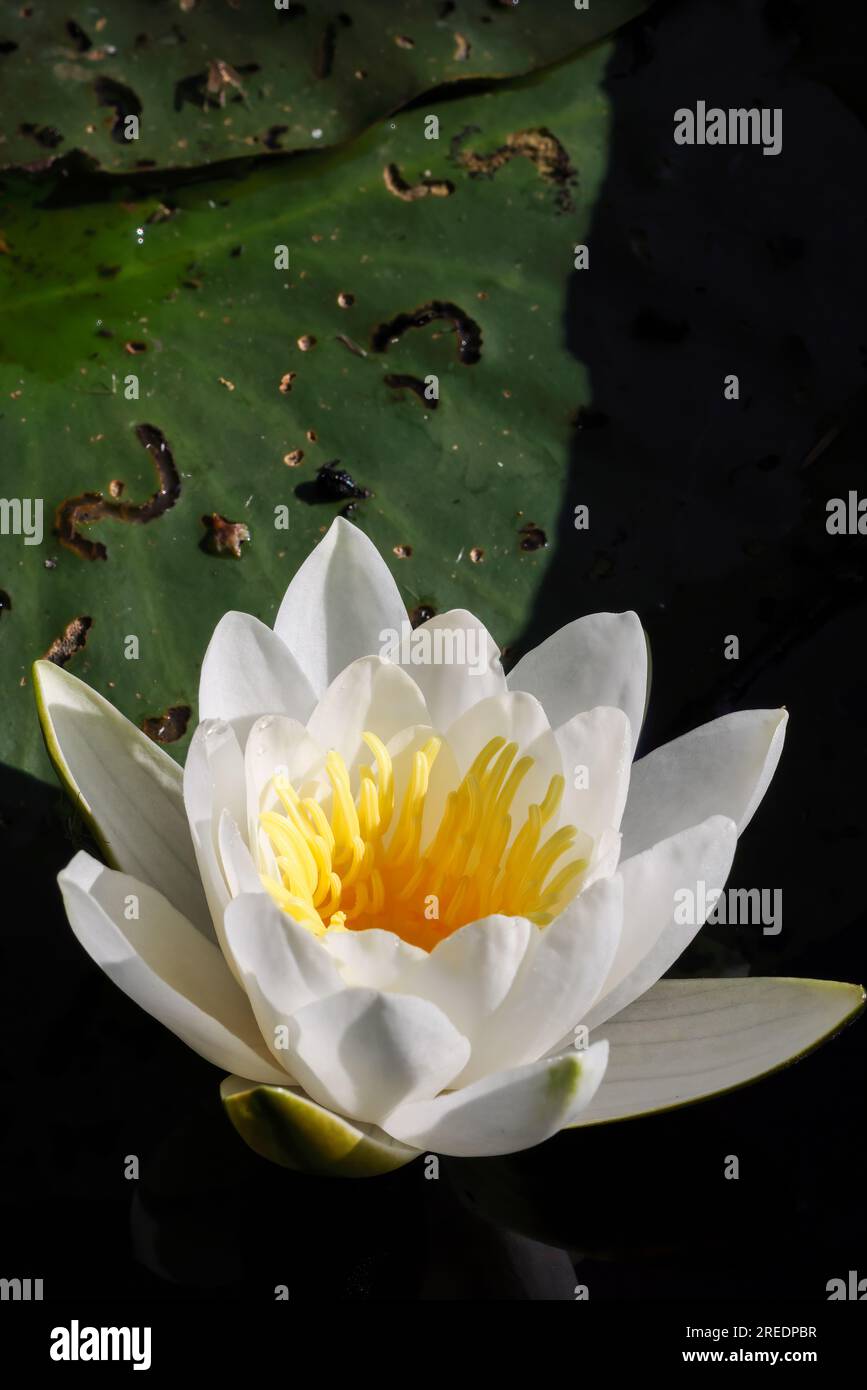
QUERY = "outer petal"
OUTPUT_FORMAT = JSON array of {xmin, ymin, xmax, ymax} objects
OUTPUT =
[
  {"xmin": 382, "ymin": 1043, "xmax": 609, "ymax": 1158},
  {"xmin": 393, "ymin": 610, "xmax": 507, "ymax": 727},
  {"xmin": 33, "ymin": 659, "xmax": 211, "ymax": 939},
  {"xmin": 285, "ymin": 988, "xmax": 470, "ymax": 1124},
  {"xmin": 199, "ymin": 611, "xmax": 316, "ymax": 743},
  {"xmin": 58, "ymin": 852, "xmax": 289, "ymax": 1085},
  {"xmin": 183, "ymin": 719, "xmax": 246, "ymax": 970},
  {"xmin": 570, "ymin": 978, "xmax": 865, "ymax": 1125},
  {"xmin": 584, "ymin": 815, "xmax": 738, "ymax": 1030},
  {"xmin": 273, "ymin": 517, "xmax": 407, "ymax": 696},
  {"xmin": 305, "ymin": 656, "xmax": 430, "ymax": 767},
  {"xmin": 507, "ymin": 612, "xmax": 647, "ymax": 757},
  {"xmin": 221, "ymin": 1076, "xmax": 420, "ymax": 1177},
  {"xmin": 620, "ymin": 708, "xmax": 788, "ymax": 859}
]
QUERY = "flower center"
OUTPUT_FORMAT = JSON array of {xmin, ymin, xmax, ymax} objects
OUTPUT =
[{"xmin": 257, "ymin": 733, "xmax": 588, "ymax": 951}]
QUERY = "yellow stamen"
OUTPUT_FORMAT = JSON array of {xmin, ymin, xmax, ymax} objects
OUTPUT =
[{"xmin": 257, "ymin": 730, "xmax": 589, "ymax": 951}]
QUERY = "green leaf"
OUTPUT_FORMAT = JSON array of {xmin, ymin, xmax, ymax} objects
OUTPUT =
[
  {"xmin": 0, "ymin": 0, "xmax": 649, "ymax": 174},
  {"xmin": 1, "ymin": 42, "xmax": 615, "ymax": 782},
  {"xmin": 572, "ymin": 977, "xmax": 866, "ymax": 1125},
  {"xmin": 220, "ymin": 1075, "xmax": 420, "ymax": 1177}
]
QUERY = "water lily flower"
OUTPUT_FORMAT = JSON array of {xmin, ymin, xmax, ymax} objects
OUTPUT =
[{"xmin": 35, "ymin": 519, "xmax": 862, "ymax": 1176}]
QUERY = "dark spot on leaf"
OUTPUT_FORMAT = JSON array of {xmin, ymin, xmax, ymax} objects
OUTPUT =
[
  {"xmin": 315, "ymin": 20, "xmax": 338, "ymax": 78},
  {"xmin": 337, "ymin": 291, "xmax": 354, "ymax": 308},
  {"xmin": 56, "ymin": 423, "xmax": 181, "ymax": 561},
  {"xmin": 0, "ymin": 589, "xmax": 11, "ymax": 616},
  {"xmin": 264, "ymin": 125, "xmax": 290, "ymax": 151},
  {"xmin": 229, "ymin": 244, "xmax": 243, "ymax": 257},
  {"xmin": 97, "ymin": 263, "xmax": 121, "ymax": 278},
  {"xmin": 297, "ymin": 462, "xmax": 372, "ymax": 504},
  {"xmin": 141, "ymin": 705, "xmax": 191, "ymax": 744},
  {"xmin": 518, "ymin": 522, "xmax": 548, "ymax": 551},
  {"xmin": 0, "ymin": 40, "xmax": 19, "ymax": 54},
  {"xmin": 94, "ymin": 76, "xmax": 142, "ymax": 143},
  {"xmin": 18, "ymin": 122, "xmax": 64, "ymax": 149},
  {"xmin": 410, "ymin": 603, "xmax": 436, "ymax": 627},
  {"xmin": 393, "ymin": 543, "xmax": 412, "ymax": 558},
  {"xmin": 339, "ymin": 501, "xmax": 359, "ymax": 518},
  {"xmin": 66, "ymin": 19, "xmax": 92, "ymax": 52},
  {"xmin": 145, "ymin": 203, "xmax": 177, "ymax": 224},
  {"xmin": 276, "ymin": 2, "xmax": 307, "ymax": 19},
  {"xmin": 631, "ymin": 308, "xmax": 690, "ymax": 344},
  {"xmin": 384, "ymin": 373, "xmax": 438, "ymax": 408},
  {"xmin": 371, "ymin": 300, "xmax": 482, "ymax": 364},
  {"xmin": 200, "ymin": 513, "xmax": 250, "ymax": 558},
  {"xmin": 124, "ymin": 340, "xmax": 147, "ymax": 354},
  {"xmin": 44, "ymin": 615, "xmax": 92, "ymax": 667}
]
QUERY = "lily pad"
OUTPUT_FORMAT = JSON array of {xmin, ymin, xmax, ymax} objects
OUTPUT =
[
  {"xmin": 1, "ymin": 41, "xmax": 614, "ymax": 782},
  {"xmin": 0, "ymin": 0, "xmax": 648, "ymax": 173}
]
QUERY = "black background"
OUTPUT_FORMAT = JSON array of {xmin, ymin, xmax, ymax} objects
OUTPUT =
[{"xmin": 1, "ymin": 0, "xmax": 866, "ymax": 1304}]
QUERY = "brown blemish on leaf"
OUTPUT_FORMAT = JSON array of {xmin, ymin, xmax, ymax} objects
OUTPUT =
[
  {"xmin": 394, "ymin": 35, "xmax": 414, "ymax": 49},
  {"xmin": 384, "ymin": 373, "xmax": 438, "ymax": 409},
  {"xmin": 145, "ymin": 203, "xmax": 177, "ymax": 225},
  {"xmin": 383, "ymin": 163, "xmax": 454, "ymax": 202},
  {"xmin": 284, "ymin": 450, "xmax": 304, "ymax": 467},
  {"xmin": 451, "ymin": 126, "xmax": 577, "ymax": 212},
  {"xmin": 279, "ymin": 372, "xmax": 296, "ymax": 394},
  {"xmin": 141, "ymin": 704, "xmax": 192, "ymax": 744},
  {"xmin": 453, "ymin": 32, "xmax": 471, "ymax": 61},
  {"xmin": 108, "ymin": 479, "xmax": 124, "ymax": 499},
  {"xmin": 519, "ymin": 522, "xmax": 548, "ymax": 552},
  {"xmin": 297, "ymin": 335, "xmax": 316, "ymax": 351},
  {"xmin": 335, "ymin": 333, "xmax": 367, "ymax": 358},
  {"xmin": 124, "ymin": 340, "xmax": 147, "ymax": 354},
  {"xmin": 218, "ymin": 376, "xmax": 235, "ymax": 390},
  {"xmin": 371, "ymin": 301, "xmax": 482, "ymax": 365},
  {"xmin": 18, "ymin": 122, "xmax": 64, "ymax": 150},
  {"xmin": 0, "ymin": 232, "xmax": 12, "ymax": 255},
  {"xmin": 206, "ymin": 59, "xmax": 247, "ymax": 107},
  {"xmin": 56, "ymin": 423, "xmax": 181, "ymax": 562},
  {"xmin": 200, "ymin": 513, "xmax": 250, "ymax": 558},
  {"xmin": 44, "ymin": 615, "xmax": 92, "ymax": 667},
  {"xmin": 337, "ymin": 291, "xmax": 355, "ymax": 308},
  {"xmin": 393, "ymin": 544, "xmax": 412, "ymax": 559},
  {"xmin": 306, "ymin": 429, "xmax": 318, "ymax": 443},
  {"xmin": 469, "ymin": 546, "xmax": 485, "ymax": 563}
]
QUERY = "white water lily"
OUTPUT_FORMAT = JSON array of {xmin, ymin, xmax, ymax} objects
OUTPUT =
[{"xmin": 36, "ymin": 519, "xmax": 862, "ymax": 1175}]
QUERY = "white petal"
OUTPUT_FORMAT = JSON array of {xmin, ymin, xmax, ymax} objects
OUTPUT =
[
  {"xmin": 243, "ymin": 715, "xmax": 326, "ymax": 849},
  {"xmin": 58, "ymin": 852, "xmax": 289, "ymax": 1084},
  {"xmin": 217, "ymin": 810, "xmax": 262, "ymax": 898},
  {"xmin": 274, "ymin": 517, "xmax": 407, "ymax": 696},
  {"xmin": 621, "ymin": 709, "xmax": 788, "ymax": 859},
  {"xmin": 550, "ymin": 706, "xmax": 632, "ymax": 840},
  {"xmin": 445, "ymin": 691, "xmax": 551, "ymax": 778},
  {"xmin": 383, "ymin": 1042, "xmax": 609, "ymax": 1157},
  {"xmin": 507, "ymin": 612, "xmax": 647, "ymax": 757},
  {"xmin": 33, "ymin": 659, "xmax": 211, "ymax": 939},
  {"xmin": 445, "ymin": 878, "xmax": 623, "ymax": 1085},
  {"xmin": 306, "ymin": 656, "xmax": 430, "ymax": 766},
  {"xmin": 393, "ymin": 609, "xmax": 506, "ymax": 727},
  {"xmin": 322, "ymin": 927, "xmax": 427, "ymax": 989},
  {"xmin": 199, "ymin": 611, "xmax": 316, "ymax": 743},
  {"xmin": 570, "ymin": 978, "xmax": 865, "ymax": 1125},
  {"xmin": 182, "ymin": 720, "xmax": 247, "ymax": 966},
  {"xmin": 585, "ymin": 815, "xmax": 738, "ymax": 1029},
  {"xmin": 285, "ymin": 989, "xmax": 470, "ymax": 1124},
  {"xmin": 223, "ymin": 892, "xmax": 343, "ymax": 1035}
]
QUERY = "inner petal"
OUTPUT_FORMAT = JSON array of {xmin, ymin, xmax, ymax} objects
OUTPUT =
[{"xmin": 256, "ymin": 731, "xmax": 591, "ymax": 951}]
